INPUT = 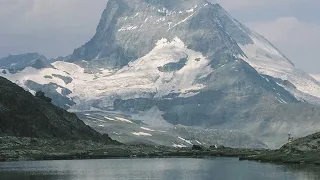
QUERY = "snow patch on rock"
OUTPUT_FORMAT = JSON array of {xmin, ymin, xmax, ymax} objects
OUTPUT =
[
  {"xmin": 172, "ymin": 143, "xmax": 187, "ymax": 148},
  {"xmin": 132, "ymin": 132, "xmax": 152, "ymax": 136},
  {"xmin": 178, "ymin": 136, "xmax": 193, "ymax": 145},
  {"xmin": 141, "ymin": 127, "xmax": 155, "ymax": 132}
]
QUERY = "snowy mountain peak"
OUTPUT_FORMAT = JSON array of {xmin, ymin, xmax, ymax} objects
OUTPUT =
[
  {"xmin": 65, "ymin": 0, "xmax": 320, "ymax": 102},
  {"xmin": 68, "ymin": 0, "xmax": 246, "ymax": 67}
]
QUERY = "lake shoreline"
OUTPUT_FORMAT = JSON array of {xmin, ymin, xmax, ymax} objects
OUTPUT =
[
  {"xmin": 1, "ymin": 136, "xmax": 319, "ymax": 166},
  {"xmin": 239, "ymin": 150, "xmax": 320, "ymax": 165},
  {"xmin": 2, "ymin": 147, "xmax": 320, "ymax": 166},
  {"xmin": 0, "ymin": 147, "xmax": 265, "ymax": 163},
  {"xmin": 0, "ymin": 136, "xmax": 265, "ymax": 162}
]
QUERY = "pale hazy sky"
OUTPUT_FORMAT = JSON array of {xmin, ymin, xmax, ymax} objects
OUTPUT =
[{"xmin": 0, "ymin": 0, "xmax": 319, "ymax": 73}]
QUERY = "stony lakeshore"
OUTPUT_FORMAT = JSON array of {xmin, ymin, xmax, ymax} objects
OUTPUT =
[
  {"xmin": 0, "ymin": 135, "xmax": 316, "ymax": 166},
  {"xmin": 241, "ymin": 132, "xmax": 320, "ymax": 165},
  {"xmin": 2, "ymin": 134, "xmax": 320, "ymax": 166},
  {"xmin": 0, "ymin": 136, "xmax": 265, "ymax": 162}
]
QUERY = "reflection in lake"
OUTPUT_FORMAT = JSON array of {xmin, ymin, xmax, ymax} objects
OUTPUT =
[{"xmin": 0, "ymin": 158, "xmax": 320, "ymax": 180}]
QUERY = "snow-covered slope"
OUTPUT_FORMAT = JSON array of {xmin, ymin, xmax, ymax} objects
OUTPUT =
[
  {"xmin": 211, "ymin": 6, "xmax": 320, "ymax": 102},
  {"xmin": 68, "ymin": 0, "xmax": 320, "ymax": 104},
  {"xmin": 0, "ymin": 36, "xmax": 295, "ymax": 109},
  {"xmin": 1, "ymin": 38, "xmax": 208, "ymax": 108},
  {"xmin": 240, "ymin": 32, "xmax": 320, "ymax": 100},
  {"xmin": 80, "ymin": 37, "xmax": 212, "ymax": 105},
  {"xmin": 1, "ymin": 38, "xmax": 208, "ymax": 109}
]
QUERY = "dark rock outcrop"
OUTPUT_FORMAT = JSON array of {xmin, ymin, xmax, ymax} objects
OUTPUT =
[
  {"xmin": 35, "ymin": 91, "xmax": 52, "ymax": 103},
  {"xmin": 192, "ymin": 145, "xmax": 203, "ymax": 151},
  {"xmin": 25, "ymin": 80, "xmax": 75, "ymax": 109},
  {"xmin": 0, "ymin": 76, "xmax": 116, "ymax": 143}
]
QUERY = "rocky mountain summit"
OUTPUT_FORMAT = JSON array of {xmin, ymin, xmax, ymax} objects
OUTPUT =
[{"xmin": 69, "ymin": 0, "xmax": 246, "ymax": 67}]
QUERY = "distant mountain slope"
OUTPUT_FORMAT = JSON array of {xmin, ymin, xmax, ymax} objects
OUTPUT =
[
  {"xmin": 0, "ymin": 53, "xmax": 52, "ymax": 73},
  {"xmin": 79, "ymin": 111, "xmax": 268, "ymax": 149},
  {"xmin": 0, "ymin": 76, "xmax": 116, "ymax": 143}
]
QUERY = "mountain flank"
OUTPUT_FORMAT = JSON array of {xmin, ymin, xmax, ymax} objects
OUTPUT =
[{"xmin": 0, "ymin": 76, "xmax": 116, "ymax": 143}]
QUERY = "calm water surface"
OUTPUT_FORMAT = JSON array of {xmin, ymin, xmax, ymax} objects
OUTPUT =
[{"xmin": 0, "ymin": 158, "xmax": 320, "ymax": 180}]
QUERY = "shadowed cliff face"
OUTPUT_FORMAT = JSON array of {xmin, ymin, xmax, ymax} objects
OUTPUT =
[{"xmin": 0, "ymin": 76, "xmax": 117, "ymax": 144}]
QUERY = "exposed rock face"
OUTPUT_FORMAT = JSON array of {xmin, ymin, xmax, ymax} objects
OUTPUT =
[
  {"xmin": 25, "ymin": 80, "xmax": 75, "ymax": 110},
  {"xmin": 0, "ymin": 76, "xmax": 115, "ymax": 143},
  {"xmin": 35, "ymin": 91, "xmax": 52, "ymax": 103},
  {"xmin": 68, "ymin": 0, "xmax": 246, "ymax": 68}
]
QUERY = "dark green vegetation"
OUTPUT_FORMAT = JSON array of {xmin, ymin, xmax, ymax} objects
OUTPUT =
[{"xmin": 0, "ymin": 76, "xmax": 115, "ymax": 143}]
